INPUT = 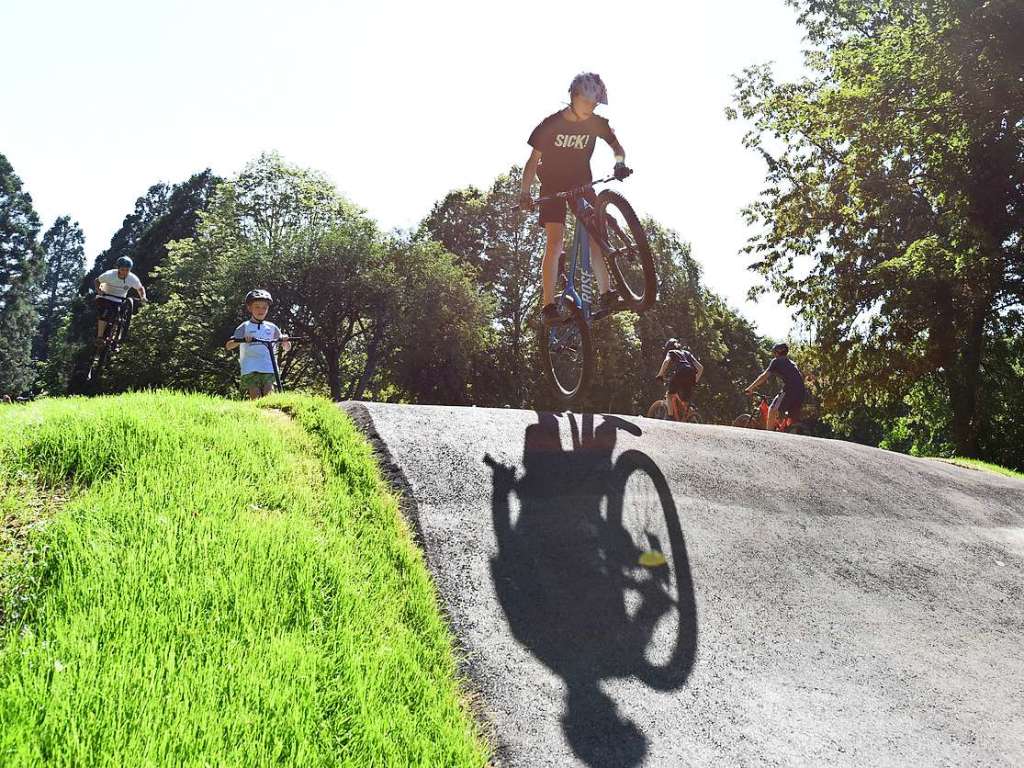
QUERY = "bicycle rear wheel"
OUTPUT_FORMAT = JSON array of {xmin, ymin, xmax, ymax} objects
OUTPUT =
[
  {"xmin": 541, "ymin": 309, "xmax": 593, "ymax": 402},
  {"xmin": 597, "ymin": 190, "xmax": 656, "ymax": 313}
]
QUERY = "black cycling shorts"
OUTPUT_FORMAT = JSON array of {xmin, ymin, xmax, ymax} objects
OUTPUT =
[
  {"xmin": 668, "ymin": 371, "xmax": 696, "ymax": 402},
  {"xmin": 777, "ymin": 390, "xmax": 805, "ymax": 418},
  {"xmin": 538, "ymin": 187, "xmax": 598, "ymax": 227},
  {"xmin": 95, "ymin": 296, "xmax": 122, "ymax": 322}
]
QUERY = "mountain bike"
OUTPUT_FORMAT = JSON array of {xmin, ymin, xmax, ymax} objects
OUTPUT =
[
  {"xmin": 533, "ymin": 172, "xmax": 657, "ymax": 401},
  {"xmin": 646, "ymin": 377, "xmax": 701, "ymax": 423},
  {"xmin": 87, "ymin": 294, "xmax": 141, "ymax": 382},
  {"xmin": 230, "ymin": 336, "xmax": 304, "ymax": 392},
  {"xmin": 732, "ymin": 391, "xmax": 807, "ymax": 434}
]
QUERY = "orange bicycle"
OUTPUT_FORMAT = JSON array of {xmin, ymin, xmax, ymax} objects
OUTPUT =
[
  {"xmin": 646, "ymin": 376, "xmax": 701, "ymax": 423},
  {"xmin": 732, "ymin": 391, "xmax": 806, "ymax": 434}
]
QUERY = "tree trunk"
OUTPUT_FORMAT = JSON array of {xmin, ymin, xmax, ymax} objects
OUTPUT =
[
  {"xmin": 325, "ymin": 344, "xmax": 342, "ymax": 402},
  {"xmin": 350, "ymin": 322, "xmax": 385, "ymax": 401},
  {"xmin": 946, "ymin": 308, "xmax": 986, "ymax": 458}
]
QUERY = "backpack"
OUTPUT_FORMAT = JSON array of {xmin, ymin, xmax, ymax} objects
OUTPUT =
[{"xmin": 667, "ymin": 348, "xmax": 697, "ymax": 382}]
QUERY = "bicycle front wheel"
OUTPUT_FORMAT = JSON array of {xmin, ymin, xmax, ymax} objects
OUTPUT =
[
  {"xmin": 541, "ymin": 310, "xmax": 593, "ymax": 402},
  {"xmin": 597, "ymin": 190, "xmax": 657, "ymax": 313},
  {"xmin": 732, "ymin": 413, "xmax": 755, "ymax": 428},
  {"xmin": 647, "ymin": 400, "xmax": 671, "ymax": 420}
]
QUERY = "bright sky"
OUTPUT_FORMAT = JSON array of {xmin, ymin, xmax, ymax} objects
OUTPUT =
[{"xmin": 3, "ymin": 0, "xmax": 808, "ymax": 339}]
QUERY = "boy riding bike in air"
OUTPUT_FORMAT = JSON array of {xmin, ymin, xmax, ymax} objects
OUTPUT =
[
  {"xmin": 225, "ymin": 289, "xmax": 291, "ymax": 400},
  {"xmin": 519, "ymin": 72, "xmax": 633, "ymax": 326},
  {"xmin": 744, "ymin": 343, "xmax": 806, "ymax": 430},
  {"xmin": 94, "ymin": 256, "xmax": 146, "ymax": 345},
  {"xmin": 656, "ymin": 338, "xmax": 703, "ymax": 421}
]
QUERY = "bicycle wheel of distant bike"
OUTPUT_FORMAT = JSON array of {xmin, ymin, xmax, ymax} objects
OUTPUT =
[
  {"xmin": 646, "ymin": 399, "xmax": 671, "ymax": 420},
  {"xmin": 541, "ymin": 308, "xmax": 593, "ymax": 402},
  {"xmin": 604, "ymin": 449, "xmax": 696, "ymax": 689},
  {"xmin": 598, "ymin": 190, "xmax": 656, "ymax": 313}
]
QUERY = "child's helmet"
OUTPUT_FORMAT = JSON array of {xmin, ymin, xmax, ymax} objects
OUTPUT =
[
  {"xmin": 245, "ymin": 289, "xmax": 273, "ymax": 306},
  {"xmin": 116, "ymin": 256, "xmax": 133, "ymax": 269},
  {"xmin": 569, "ymin": 72, "xmax": 608, "ymax": 105}
]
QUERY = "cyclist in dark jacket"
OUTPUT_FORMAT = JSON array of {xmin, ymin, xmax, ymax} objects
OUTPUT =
[
  {"xmin": 745, "ymin": 343, "xmax": 806, "ymax": 430},
  {"xmin": 656, "ymin": 338, "xmax": 704, "ymax": 421}
]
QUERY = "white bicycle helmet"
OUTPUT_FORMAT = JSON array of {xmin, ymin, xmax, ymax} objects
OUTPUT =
[{"xmin": 569, "ymin": 72, "xmax": 608, "ymax": 105}]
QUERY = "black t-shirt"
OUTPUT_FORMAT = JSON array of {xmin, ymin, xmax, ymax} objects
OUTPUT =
[
  {"xmin": 528, "ymin": 110, "xmax": 618, "ymax": 192},
  {"xmin": 767, "ymin": 356, "xmax": 805, "ymax": 395}
]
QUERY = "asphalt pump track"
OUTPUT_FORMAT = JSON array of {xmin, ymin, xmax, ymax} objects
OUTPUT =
[{"xmin": 342, "ymin": 402, "xmax": 1023, "ymax": 768}]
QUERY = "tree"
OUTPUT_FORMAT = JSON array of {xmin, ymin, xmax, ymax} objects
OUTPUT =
[
  {"xmin": 384, "ymin": 239, "xmax": 494, "ymax": 405},
  {"xmin": 0, "ymin": 153, "xmax": 43, "ymax": 397},
  {"xmin": 421, "ymin": 168, "xmax": 547, "ymax": 407},
  {"xmin": 730, "ymin": 0, "xmax": 1024, "ymax": 456},
  {"xmin": 138, "ymin": 153, "xmax": 489, "ymax": 402},
  {"xmin": 34, "ymin": 216, "xmax": 84, "ymax": 361}
]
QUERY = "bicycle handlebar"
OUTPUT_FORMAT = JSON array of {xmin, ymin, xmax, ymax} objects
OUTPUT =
[
  {"xmin": 531, "ymin": 174, "xmax": 619, "ymax": 205},
  {"xmin": 96, "ymin": 290, "xmax": 144, "ymax": 301},
  {"xmin": 229, "ymin": 337, "xmax": 304, "ymax": 344}
]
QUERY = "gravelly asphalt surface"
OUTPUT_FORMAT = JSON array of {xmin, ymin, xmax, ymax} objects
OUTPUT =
[{"xmin": 341, "ymin": 402, "xmax": 1024, "ymax": 768}]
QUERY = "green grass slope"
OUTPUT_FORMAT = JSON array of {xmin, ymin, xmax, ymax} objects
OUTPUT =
[
  {"xmin": 0, "ymin": 393, "xmax": 489, "ymax": 768},
  {"xmin": 937, "ymin": 457, "xmax": 1024, "ymax": 481}
]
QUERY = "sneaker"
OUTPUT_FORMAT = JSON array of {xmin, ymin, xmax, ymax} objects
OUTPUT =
[{"xmin": 541, "ymin": 303, "xmax": 563, "ymax": 326}]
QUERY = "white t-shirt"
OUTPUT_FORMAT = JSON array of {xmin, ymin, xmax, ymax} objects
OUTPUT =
[
  {"xmin": 234, "ymin": 320, "xmax": 282, "ymax": 375},
  {"xmin": 97, "ymin": 269, "xmax": 143, "ymax": 302}
]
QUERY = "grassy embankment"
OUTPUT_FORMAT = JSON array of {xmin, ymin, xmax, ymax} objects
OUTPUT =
[
  {"xmin": 938, "ymin": 457, "xmax": 1024, "ymax": 481},
  {"xmin": 0, "ymin": 393, "xmax": 489, "ymax": 767}
]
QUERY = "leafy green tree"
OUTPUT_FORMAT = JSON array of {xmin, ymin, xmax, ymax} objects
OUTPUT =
[
  {"xmin": 421, "ymin": 167, "xmax": 546, "ymax": 407},
  {"xmin": 34, "ymin": 216, "xmax": 84, "ymax": 361},
  {"xmin": 135, "ymin": 153, "xmax": 489, "ymax": 402},
  {"xmin": 0, "ymin": 154, "xmax": 43, "ymax": 397},
  {"xmin": 730, "ymin": 0, "xmax": 1024, "ymax": 456},
  {"xmin": 383, "ymin": 239, "xmax": 494, "ymax": 405}
]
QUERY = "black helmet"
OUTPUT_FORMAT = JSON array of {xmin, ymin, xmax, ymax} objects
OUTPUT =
[
  {"xmin": 772, "ymin": 342, "xmax": 789, "ymax": 355},
  {"xmin": 116, "ymin": 256, "xmax": 133, "ymax": 269},
  {"xmin": 663, "ymin": 338, "xmax": 682, "ymax": 353},
  {"xmin": 245, "ymin": 289, "xmax": 273, "ymax": 306}
]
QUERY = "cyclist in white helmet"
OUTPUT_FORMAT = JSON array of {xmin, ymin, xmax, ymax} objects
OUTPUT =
[
  {"xmin": 519, "ymin": 72, "xmax": 632, "ymax": 326},
  {"xmin": 93, "ymin": 256, "xmax": 146, "ymax": 346},
  {"xmin": 225, "ymin": 289, "xmax": 291, "ymax": 399}
]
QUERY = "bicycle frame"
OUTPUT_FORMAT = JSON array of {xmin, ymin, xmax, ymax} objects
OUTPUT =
[
  {"xmin": 561, "ymin": 197, "xmax": 596, "ymax": 322},
  {"xmin": 667, "ymin": 392, "xmax": 691, "ymax": 422},
  {"xmin": 750, "ymin": 392, "xmax": 797, "ymax": 431},
  {"xmin": 539, "ymin": 176, "xmax": 618, "ymax": 323}
]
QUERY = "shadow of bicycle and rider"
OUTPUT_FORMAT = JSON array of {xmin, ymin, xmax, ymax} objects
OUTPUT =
[{"xmin": 484, "ymin": 412, "xmax": 698, "ymax": 768}]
